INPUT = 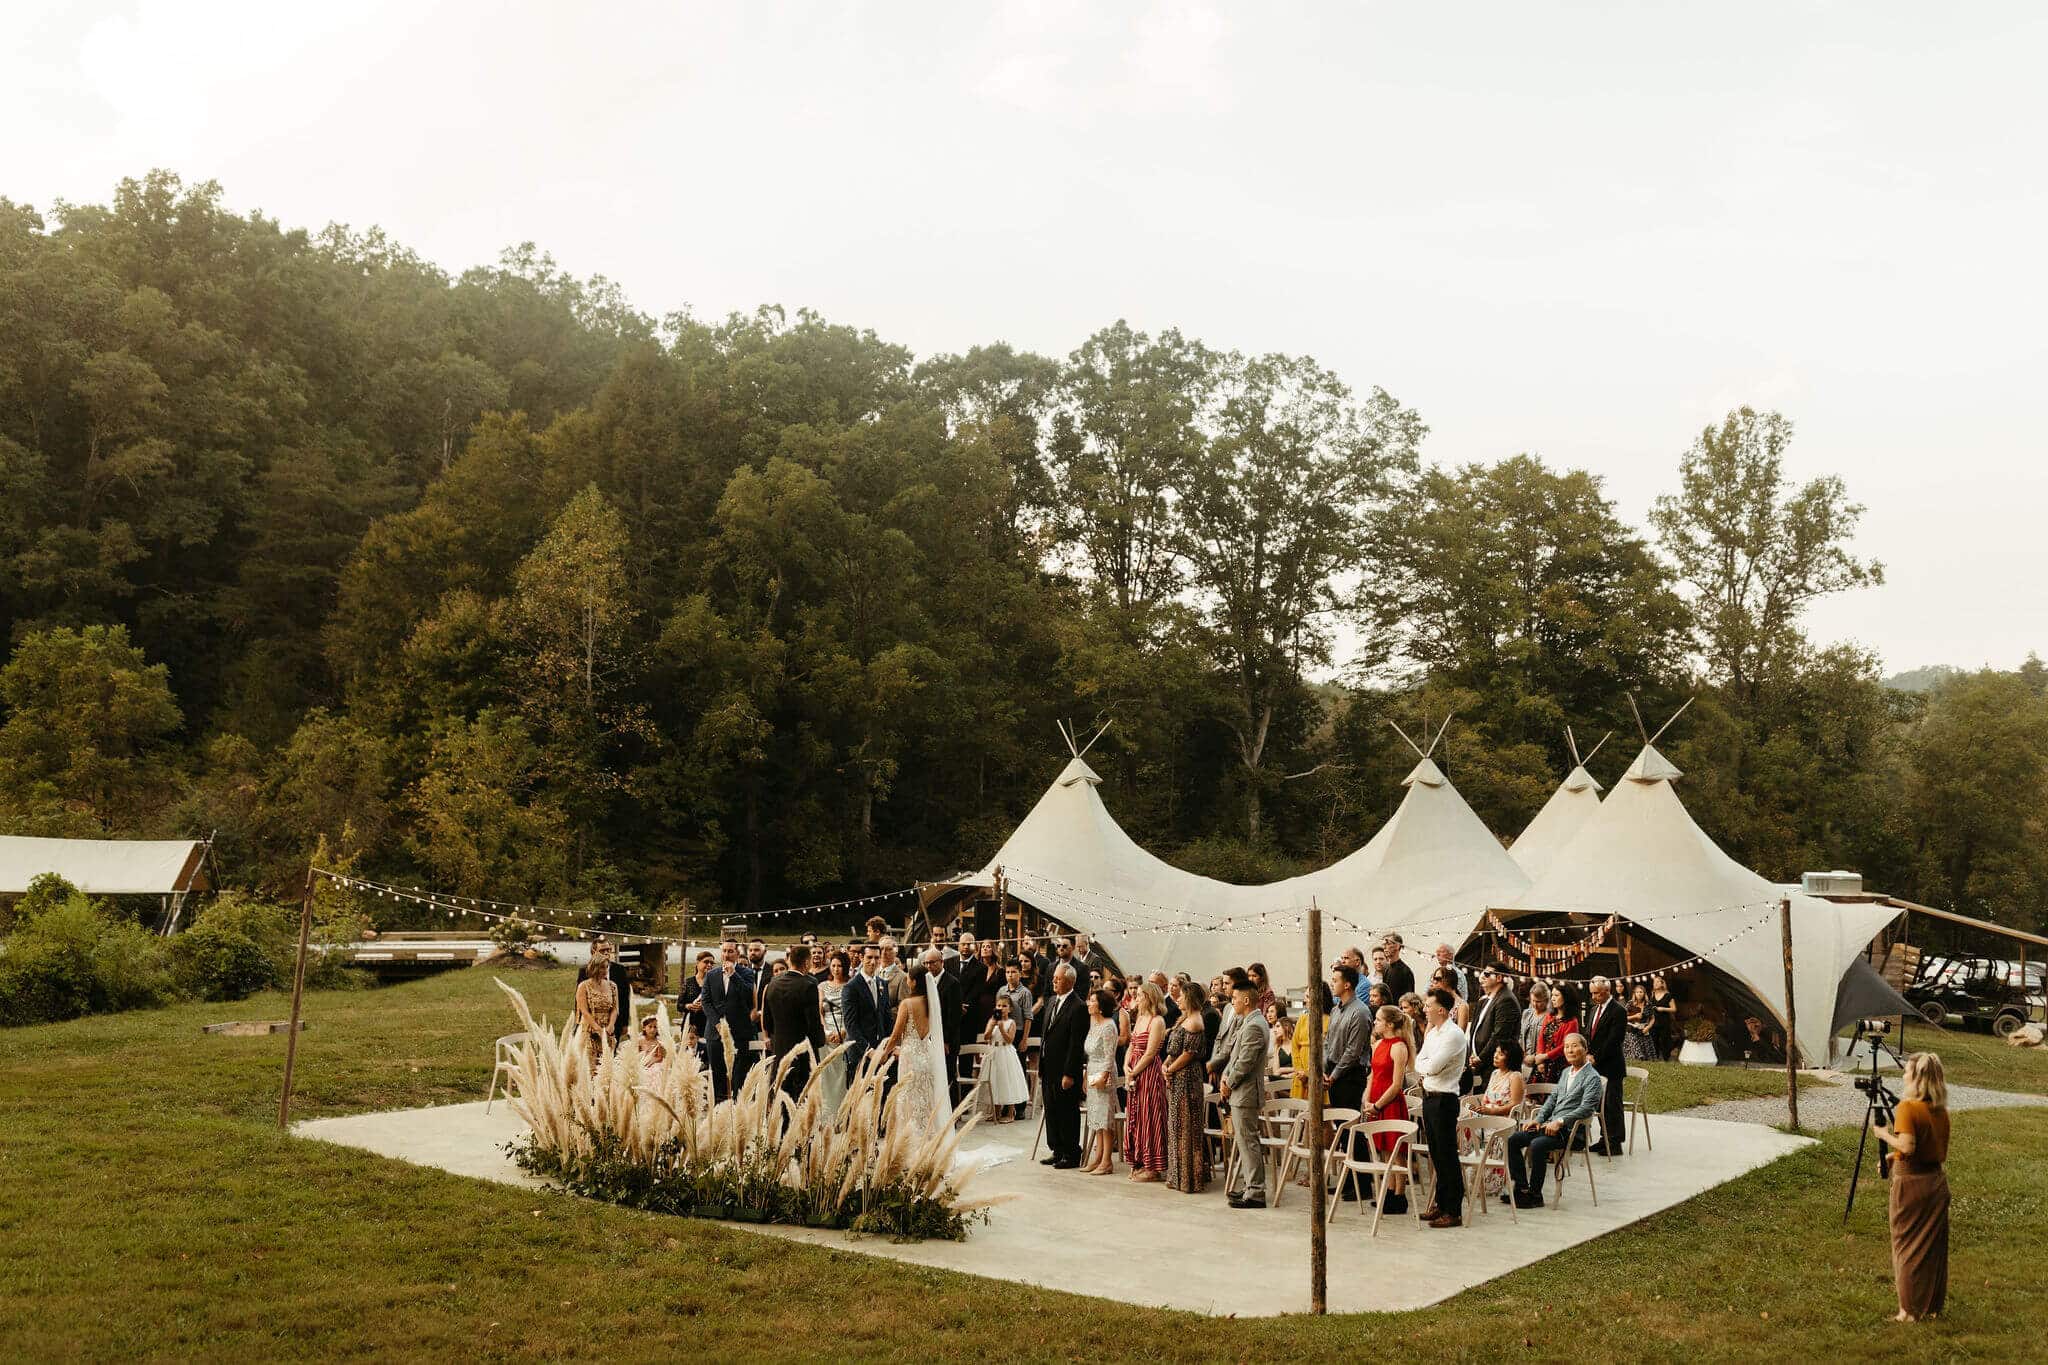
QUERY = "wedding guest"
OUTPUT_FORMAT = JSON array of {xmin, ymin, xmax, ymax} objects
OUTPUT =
[
  {"xmin": 980, "ymin": 994, "xmax": 1030, "ymax": 1122},
  {"xmin": 1399, "ymin": 991, "xmax": 1426, "ymax": 1041},
  {"xmin": 1504, "ymin": 1033, "xmax": 1600, "ymax": 1208},
  {"xmin": 1464, "ymin": 966, "xmax": 1520, "ymax": 1095},
  {"xmin": 1219, "ymin": 977, "xmax": 1272, "ymax": 1210},
  {"xmin": 1430, "ymin": 965, "xmax": 1471, "ymax": 1029},
  {"xmin": 1415, "ymin": 987, "xmax": 1468, "ymax": 1228},
  {"xmin": 1265, "ymin": 1001, "xmax": 1289, "ymax": 1075},
  {"xmin": 1520, "ymin": 981, "xmax": 1551, "ymax": 1059},
  {"xmin": 1039, "ymin": 963, "xmax": 1089, "ymax": 1169},
  {"xmin": 1079, "ymin": 987, "xmax": 1120, "ymax": 1175},
  {"xmin": 1248, "ymin": 963, "xmax": 1276, "ymax": 1015},
  {"xmin": 1366, "ymin": 981, "xmax": 1390, "ymax": 1012},
  {"xmin": 1367, "ymin": 944, "xmax": 1387, "ymax": 995},
  {"xmin": 638, "ymin": 1015, "xmax": 668, "ymax": 1085},
  {"xmin": 678, "ymin": 951, "xmax": 713, "ymax": 1054},
  {"xmin": 1208, "ymin": 968, "xmax": 1251, "ymax": 1087},
  {"xmin": 998, "ymin": 960, "xmax": 1034, "ymax": 1052},
  {"xmin": 1584, "ymin": 976, "xmax": 1628, "ymax": 1155},
  {"xmin": 1468, "ymin": 1040, "xmax": 1526, "ymax": 1118},
  {"xmin": 865, "ymin": 915, "xmax": 888, "ymax": 948},
  {"xmin": 1433, "ymin": 943, "xmax": 1470, "ymax": 1001},
  {"xmin": 1163, "ymin": 980, "xmax": 1211, "ymax": 1193},
  {"xmin": 1149, "ymin": 971, "xmax": 1179, "ymax": 1026},
  {"xmin": 1380, "ymin": 933, "xmax": 1415, "ymax": 1000},
  {"xmin": 1649, "ymin": 974, "xmax": 1679, "ymax": 1059},
  {"xmin": 1530, "ymin": 984, "xmax": 1579, "ymax": 1083},
  {"xmin": 576, "ymin": 958, "xmax": 620, "ymax": 1074},
  {"xmin": 1192, "ymin": 974, "xmax": 1222, "ymax": 1048},
  {"xmin": 1291, "ymin": 983, "xmax": 1333, "ymax": 1099},
  {"xmin": 573, "ymin": 939, "xmax": 634, "ymax": 1049},
  {"xmin": 762, "ymin": 944, "xmax": 826, "ymax": 1099},
  {"xmin": 1123, "ymin": 983, "xmax": 1169, "ymax": 1182},
  {"xmin": 817, "ymin": 950, "xmax": 851, "ymax": 1113},
  {"xmin": 1324, "ymin": 965, "xmax": 1369, "ymax": 1112},
  {"xmin": 700, "ymin": 939, "xmax": 758, "ymax": 1101},
  {"xmin": 1356, "ymin": 1004, "xmax": 1413, "ymax": 1213},
  {"xmin": 1873, "ymin": 1052, "xmax": 1951, "ymax": 1322},
  {"xmin": 1624, "ymin": 984, "xmax": 1658, "ymax": 1062}
]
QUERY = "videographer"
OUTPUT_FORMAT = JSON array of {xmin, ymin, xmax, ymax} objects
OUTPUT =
[{"xmin": 1871, "ymin": 1051, "xmax": 1950, "ymax": 1322}]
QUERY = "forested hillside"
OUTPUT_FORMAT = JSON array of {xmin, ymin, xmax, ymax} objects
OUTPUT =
[{"xmin": 3, "ymin": 173, "xmax": 2044, "ymax": 932}]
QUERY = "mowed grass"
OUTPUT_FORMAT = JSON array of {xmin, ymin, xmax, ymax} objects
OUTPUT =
[{"xmin": 2, "ymin": 968, "xmax": 2045, "ymax": 1362}]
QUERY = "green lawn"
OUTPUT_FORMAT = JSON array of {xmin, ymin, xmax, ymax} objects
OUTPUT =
[{"xmin": 3, "ymin": 967, "xmax": 2044, "ymax": 1361}]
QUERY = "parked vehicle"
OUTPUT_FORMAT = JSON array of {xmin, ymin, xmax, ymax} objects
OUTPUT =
[{"xmin": 1907, "ymin": 955, "xmax": 2047, "ymax": 1037}]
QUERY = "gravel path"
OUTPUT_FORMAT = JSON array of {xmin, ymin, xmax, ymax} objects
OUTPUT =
[{"xmin": 1668, "ymin": 1073, "xmax": 2048, "ymax": 1129}]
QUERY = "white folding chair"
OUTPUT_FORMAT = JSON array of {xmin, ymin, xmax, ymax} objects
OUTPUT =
[
  {"xmin": 956, "ymin": 1043, "xmax": 990, "ymax": 1100},
  {"xmin": 1332, "ymin": 1119, "xmax": 1418, "ymax": 1237},
  {"xmin": 1252, "ymin": 1098, "xmax": 1307, "ymax": 1202},
  {"xmin": 1273, "ymin": 1105, "xmax": 1359, "ymax": 1206},
  {"xmin": 1624, "ymin": 1065, "xmax": 1653, "ymax": 1153},
  {"xmin": 485, "ymin": 1032, "xmax": 529, "ymax": 1113},
  {"xmin": 1456, "ymin": 1115, "xmax": 1519, "ymax": 1221},
  {"xmin": 1550, "ymin": 1089, "xmax": 1601, "ymax": 1208}
]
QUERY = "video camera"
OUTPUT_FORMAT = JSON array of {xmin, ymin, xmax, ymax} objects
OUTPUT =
[{"xmin": 1854, "ymin": 1017, "xmax": 1892, "ymax": 1037}]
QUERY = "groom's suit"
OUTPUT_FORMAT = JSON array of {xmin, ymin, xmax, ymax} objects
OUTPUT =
[
  {"xmin": 700, "ymin": 963, "xmax": 757, "ymax": 1102},
  {"xmin": 841, "ymin": 971, "xmax": 885, "ymax": 1081}
]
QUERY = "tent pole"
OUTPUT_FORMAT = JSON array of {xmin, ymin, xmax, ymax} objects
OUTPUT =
[
  {"xmin": 1306, "ymin": 901, "xmax": 1326, "ymax": 1315},
  {"xmin": 1780, "ymin": 896, "xmax": 1800, "ymax": 1131},
  {"xmin": 277, "ymin": 866, "xmax": 316, "ymax": 1132}
]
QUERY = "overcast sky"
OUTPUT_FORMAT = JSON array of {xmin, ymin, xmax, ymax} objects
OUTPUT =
[{"xmin": 10, "ymin": 1, "xmax": 2045, "ymax": 674}]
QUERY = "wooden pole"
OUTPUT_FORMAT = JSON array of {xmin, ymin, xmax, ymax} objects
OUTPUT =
[
  {"xmin": 277, "ymin": 866, "xmax": 317, "ymax": 1132},
  {"xmin": 1306, "ymin": 902, "xmax": 1327, "ymax": 1315},
  {"xmin": 1780, "ymin": 896, "xmax": 1800, "ymax": 1132}
]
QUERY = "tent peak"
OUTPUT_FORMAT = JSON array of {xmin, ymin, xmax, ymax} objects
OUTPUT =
[
  {"xmin": 1057, "ymin": 756, "xmax": 1102, "ymax": 787},
  {"xmin": 1561, "ymin": 763, "xmax": 1603, "ymax": 793},
  {"xmin": 1623, "ymin": 744, "xmax": 1683, "ymax": 783},
  {"xmin": 1402, "ymin": 757, "xmax": 1447, "ymax": 788}
]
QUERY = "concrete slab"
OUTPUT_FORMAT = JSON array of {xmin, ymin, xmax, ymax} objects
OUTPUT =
[{"xmin": 295, "ymin": 1103, "xmax": 1810, "ymax": 1316}]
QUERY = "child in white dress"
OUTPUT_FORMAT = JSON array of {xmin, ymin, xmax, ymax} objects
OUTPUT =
[{"xmin": 982, "ymin": 995, "xmax": 1031, "ymax": 1122}]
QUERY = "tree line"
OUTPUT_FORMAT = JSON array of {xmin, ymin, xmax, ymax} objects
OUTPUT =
[{"xmin": 2, "ymin": 172, "xmax": 2043, "ymax": 935}]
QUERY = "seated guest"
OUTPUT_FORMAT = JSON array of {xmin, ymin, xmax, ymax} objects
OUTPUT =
[
  {"xmin": 1503, "ymin": 1034, "xmax": 1601, "ymax": 1208},
  {"xmin": 1467, "ymin": 1040, "xmax": 1526, "ymax": 1118}
]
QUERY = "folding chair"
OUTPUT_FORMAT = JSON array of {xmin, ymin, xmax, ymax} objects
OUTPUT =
[
  {"xmin": 956, "ymin": 1043, "xmax": 989, "ymax": 1104},
  {"xmin": 1456, "ymin": 1115, "xmax": 1519, "ymax": 1222},
  {"xmin": 1253, "ymin": 1099, "xmax": 1308, "ymax": 1202},
  {"xmin": 1273, "ymin": 1106, "xmax": 1358, "ymax": 1207},
  {"xmin": 1624, "ymin": 1066, "xmax": 1653, "ymax": 1153},
  {"xmin": 485, "ymin": 1032, "xmax": 529, "ymax": 1113},
  {"xmin": 1550, "ymin": 1083, "xmax": 1601, "ymax": 1208},
  {"xmin": 1204, "ymin": 1089, "xmax": 1232, "ymax": 1173},
  {"xmin": 1332, "ymin": 1120, "xmax": 1418, "ymax": 1237}
]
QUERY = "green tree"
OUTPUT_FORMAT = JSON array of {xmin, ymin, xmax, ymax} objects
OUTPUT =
[{"xmin": 0, "ymin": 625, "xmax": 182, "ymax": 830}]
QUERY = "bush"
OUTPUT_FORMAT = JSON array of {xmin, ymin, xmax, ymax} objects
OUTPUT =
[
  {"xmin": 169, "ymin": 895, "xmax": 296, "ymax": 1000},
  {"xmin": 0, "ymin": 882, "xmax": 179, "ymax": 1026}
]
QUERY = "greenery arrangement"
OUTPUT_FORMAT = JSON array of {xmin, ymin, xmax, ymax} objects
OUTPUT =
[
  {"xmin": 495, "ymin": 981, "xmax": 993, "ymax": 1240},
  {"xmin": 0, "ymin": 173, "xmax": 2043, "ymax": 943},
  {"xmin": 1683, "ymin": 1014, "xmax": 1721, "ymax": 1043}
]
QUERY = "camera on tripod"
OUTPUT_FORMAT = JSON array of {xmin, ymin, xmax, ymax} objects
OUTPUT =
[{"xmin": 1855, "ymin": 1017, "xmax": 1892, "ymax": 1037}]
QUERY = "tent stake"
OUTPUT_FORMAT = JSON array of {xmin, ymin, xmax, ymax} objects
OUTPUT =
[
  {"xmin": 1306, "ymin": 901, "xmax": 1327, "ymax": 1314},
  {"xmin": 1780, "ymin": 895, "xmax": 1800, "ymax": 1131},
  {"xmin": 277, "ymin": 866, "xmax": 315, "ymax": 1132}
]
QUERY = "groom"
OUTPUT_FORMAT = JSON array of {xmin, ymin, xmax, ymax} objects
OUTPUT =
[{"xmin": 1037, "ymin": 962, "xmax": 1087, "ymax": 1169}]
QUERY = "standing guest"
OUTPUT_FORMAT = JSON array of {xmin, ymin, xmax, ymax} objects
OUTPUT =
[
  {"xmin": 762, "ymin": 944, "xmax": 826, "ymax": 1099},
  {"xmin": 1430, "ymin": 965, "xmax": 1471, "ymax": 1029},
  {"xmin": 921, "ymin": 949, "xmax": 967, "ymax": 1104},
  {"xmin": 677, "ymin": 951, "xmax": 714, "ymax": 1056},
  {"xmin": 1149, "ymin": 971, "xmax": 1180, "ymax": 1026},
  {"xmin": 746, "ymin": 938, "xmax": 770, "ymax": 1031},
  {"xmin": 1468, "ymin": 1040, "xmax": 1527, "ymax": 1118},
  {"xmin": 1414, "ymin": 986, "xmax": 1469, "ymax": 1228},
  {"xmin": 1337, "ymin": 945, "xmax": 1366, "ymax": 974},
  {"xmin": 1624, "ymin": 984, "xmax": 1658, "ymax": 1062},
  {"xmin": 1039, "ymin": 964, "xmax": 1089, "ymax": 1169},
  {"xmin": 1123, "ymin": 983, "xmax": 1169, "ymax": 1182},
  {"xmin": 1520, "ymin": 981, "xmax": 1551, "ymax": 1058},
  {"xmin": 1265, "ymin": 1001, "xmax": 1289, "ymax": 1075},
  {"xmin": 1192, "ymin": 975, "xmax": 1223, "ymax": 1051},
  {"xmin": 817, "ymin": 950, "xmax": 851, "ymax": 1113},
  {"xmin": 1464, "ymin": 966, "xmax": 1520, "ymax": 1095},
  {"xmin": 1017, "ymin": 936, "xmax": 1049, "ymax": 1028},
  {"xmin": 842, "ymin": 944, "xmax": 886, "ymax": 1083},
  {"xmin": 998, "ymin": 960, "xmax": 1034, "ymax": 1053},
  {"xmin": 1219, "ymin": 977, "xmax": 1273, "ymax": 1210},
  {"xmin": 1050, "ymin": 936, "xmax": 1083, "ymax": 996},
  {"xmin": 1873, "ymin": 1052, "xmax": 1951, "ymax": 1322},
  {"xmin": 1357, "ymin": 1004, "xmax": 1414, "ymax": 1213},
  {"xmin": 1163, "ymin": 980, "xmax": 1212, "ymax": 1193},
  {"xmin": 1503, "ymin": 1033, "xmax": 1601, "ymax": 1208},
  {"xmin": 637, "ymin": 1015, "xmax": 668, "ymax": 1085},
  {"xmin": 1367, "ymin": 945, "xmax": 1387, "ymax": 996},
  {"xmin": 1530, "ymin": 984, "xmax": 1579, "ymax": 1083},
  {"xmin": 1291, "ymin": 983, "xmax": 1333, "ymax": 1100},
  {"xmin": 980, "ymin": 994, "xmax": 1030, "ymax": 1122},
  {"xmin": 1649, "ymin": 974, "xmax": 1679, "ymax": 1060},
  {"xmin": 1248, "ymin": 963, "xmax": 1277, "ymax": 1016},
  {"xmin": 1380, "ymin": 933, "xmax": 1415, "ymax": 1001},
  {"xmin": 1584, "ymin": 976, "xmax": 1628, "ymax": 1155},
  {"xmin": 962, "ymin": 939, "xmax": 1000, "ymax": 1040},
  {"xmin": 575, "ymin": 958, "xmax": 620, "ymax": 1074},
  {"xmin": 1079, "ymin": 988, "xmax": 1120, "ymax": 1174},
  {"xmin": 1324, "ymin": 965, "xmax": 1370, "ymax": 1114},
  {"xmin": 1398, "ymin": 991, "xmax": 1426, "ymax": 1042},
  {"xmin": 1433, "ymin": 944, "xmax": 1470, "ymax": 1002},
  {"xmin": 1366, "ymin": 981, "xmax": 1391, "ymax": 1012},
  {"xmin": 573, "ymin": 939, "xmax": 634, "ymax": 1050},
  {"xmin": 1073, "ymin": 932, "xmax": 1094, "ymax": 970},
  {"xmin": 864, "ymin": 915, "xmax": 888, "ymax": 949},
  {"xmin": 1207, "ymin": 968, "xmax": 1252, "ymax": 1087},
  {"xmin": 699, "ymin": 939, "xmax": 758, "ymax": 1101}
]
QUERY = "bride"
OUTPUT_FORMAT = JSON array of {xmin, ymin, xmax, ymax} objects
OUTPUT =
[{"xmin": 875, "ymin": 961, "xmax": 951, "ymax": 1147}]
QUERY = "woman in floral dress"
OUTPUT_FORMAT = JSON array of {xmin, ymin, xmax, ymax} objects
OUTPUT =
[{"xmin": 1163, "ymin": 980, "xmax": 1212, "ymax": 1192}]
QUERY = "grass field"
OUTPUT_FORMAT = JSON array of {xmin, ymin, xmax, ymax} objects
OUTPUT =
[{"xmin": 2, "ymin": 967, "xmax": 2044, "ymax": 1362}]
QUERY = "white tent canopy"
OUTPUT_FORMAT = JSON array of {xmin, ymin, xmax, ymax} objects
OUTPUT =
[
  {"xmin": 1498, "ymin": 744, "xmax": 1898, "ymax": 1061},
  {"xmin": 0, "ymin": 836, "xmax": 210, "ymax": 896},
  {"xmin": 957, "ymin": 753, "xmax": 1530, "ymax": 996},
  {"xmin": 1508, "ymin": 762, "xmax": 1603, "ymax": 883}
]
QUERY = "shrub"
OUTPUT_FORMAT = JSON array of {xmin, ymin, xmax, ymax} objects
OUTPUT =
[
  {"xmin": 170, "ymin": 919, "xmax": 279, "ymax": 1000},
  {"xmin": 0, "ymin": 883, "xmax": 179, "ymax": 1026}
]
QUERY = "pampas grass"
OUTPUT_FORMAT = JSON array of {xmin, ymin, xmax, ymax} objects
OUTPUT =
[{"xmin": 494, "ymin": 980, "xmax": 990, "ymax": 1238}]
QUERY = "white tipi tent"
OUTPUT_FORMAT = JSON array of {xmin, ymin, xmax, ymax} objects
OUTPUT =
[
  {"xmin": 946, "ymin": 726, "xmax": 1529, "ymax": 995},
  {"xmin": 1509, "ymin": 729, "xmax": 1610, "ymax": 883},
  {"xmin": 1498, "ymin": 741, "xmax": 1899, "ymax": 1062}
]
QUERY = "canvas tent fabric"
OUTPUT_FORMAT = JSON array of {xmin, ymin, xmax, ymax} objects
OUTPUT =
[
  {"xmin": 0, "ymin": 836, "xmax": 209, "ymax": 896},
  {"xmin": 1498, "ymin": 744, "xmax": 1900, "ymax": 1062},
  {"xmin": 1831, "ymin": 957, "xmax": 1918, "ymax": 1033},
  {"xmin": 1508, "ymin": 763, "xmax": 1603, "ymax": 882},
  {"xmin": 956, "ymin": 754, "xmax": 1530, "ymax": 996}
]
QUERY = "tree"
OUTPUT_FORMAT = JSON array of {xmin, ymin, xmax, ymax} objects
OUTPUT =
[
  {"xmin": 405, "ymin": 709, "xmax": 571, "ymax": 899},
  {"xmin": 0, "ymin": 625, "xmax": 183, "ymax": 830},
  {"xmin": 1651, "ymin": 408, "xmax": 1882, "ymax": 709}
]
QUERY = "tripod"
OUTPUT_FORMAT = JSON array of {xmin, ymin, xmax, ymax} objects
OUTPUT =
[{"xmin": 1843, "ymin": 1026, "xmax": 1904, "ymax": 1222}]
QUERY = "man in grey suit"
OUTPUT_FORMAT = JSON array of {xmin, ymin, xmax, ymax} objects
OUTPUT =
[{"xmin": 1217, "ymin": 976, "xmax": 1272, "ymax": 1209}]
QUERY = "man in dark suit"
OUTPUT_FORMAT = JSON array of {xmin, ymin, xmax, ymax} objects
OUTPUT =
[
  {"xmin": 841, "ymin": 943, "xmax": 886, "ymax": 1082},
  {"xmin": 763, "ymin": 944, "xmax": 828, "ymax": 1099},
  {"xmin": 571, "ymin": 939, "xmax": 634, "ymax": 1049},
  {"xmin": 1464, "ymin": 965, "xmax": 1521, "ymax": 1094},
  {"xmin": 699, "ymin": 939, "xmax": 758, "ymax": 1102},
  {"xmin": 1584, "ymin": 975, "xmax": 1628, "ymax": 1154},
  {"xmin": 1379, "ymin": 933, "xmax": 1415, "ymax": 1002},
  {"xmin": 1037, "ymin": 961, "xmax": 1088, "ymax": 1168},
  {"xmin": 922, "ymin": 948, "xmax": 966, "ymax": 1104}
]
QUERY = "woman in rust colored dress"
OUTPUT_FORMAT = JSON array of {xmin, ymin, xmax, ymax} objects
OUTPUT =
[
  {"xmin": 1874, "ymin": 1052, "xmax": 1951, "ymax": 1321},
  {"xmin": 1122, "ymin": 981, "xmax": 1169, "ymax": 1181},
  {"xmin": 1162, "ymin": 980, "xmax": 1212, "ymax": 1192}
]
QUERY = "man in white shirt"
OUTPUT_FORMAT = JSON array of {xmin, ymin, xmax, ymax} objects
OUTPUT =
[{"xmin": 1414, "ymin": 986, "xmax": 1470, "ymax": 1228}]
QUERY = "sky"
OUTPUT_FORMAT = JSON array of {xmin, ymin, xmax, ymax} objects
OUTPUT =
[{"xmin": 8, "ymin": 0, "xmax": 2046, "ymax": 674}]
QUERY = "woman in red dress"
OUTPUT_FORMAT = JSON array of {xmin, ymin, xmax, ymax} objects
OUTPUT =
[
  {"xmin": 1356, "ymin": 1004, "xmax": 1414, "ymax": 1213},
  {"xmin": 1122, "ymin": 981, "xmax": 1169, "ymax": 1181},
  {"xmin": 1531, "ymin": 984, "xmax": 1580, "ymax": 1083}
]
